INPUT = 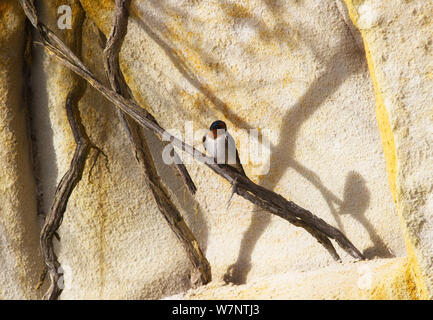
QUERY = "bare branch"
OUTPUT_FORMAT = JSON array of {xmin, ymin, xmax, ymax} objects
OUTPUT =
[
  {"xmin": 103, "ymin": 0, "xmax": 210, "ymax": 285},
  {"xmin": 19, "ymin": 0, "xmax": 364, "ymax": 262},
  {"xmin": 36, "ymin": 2, "xmax": 103, "ymax": 299}
]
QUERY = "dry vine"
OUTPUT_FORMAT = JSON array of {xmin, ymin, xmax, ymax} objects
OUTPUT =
[
  {"xmin": 38, "ymin": 3, "xmax": 91, "ymax": 300},
  {"xmin": 103, "ymin": 0, "xmax": 210, "ymax": 286},
  {"xmin": 19, "ymin": 0, "xmax": 365, "ymax": 299}
]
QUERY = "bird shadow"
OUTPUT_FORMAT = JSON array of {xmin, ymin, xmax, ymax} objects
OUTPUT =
[
  {"xmin": 338, "ymin": 171, "xmax": 393, "ymax": 259},
  {"xmin": 221, "ymin": 2, "xmax": 393, "ymax": 285},
  {"xmin": 223, "ymin": 50, "xmax": 358, "ymax": 284},
  {"xmin": 129, "ymin": 1, "xmax": 393, "ymax": 285}
]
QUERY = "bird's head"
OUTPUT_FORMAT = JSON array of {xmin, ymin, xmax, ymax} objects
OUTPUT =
[{"xmin": 209, "ymin": 120, "xmax": 227, "ymax": 131}]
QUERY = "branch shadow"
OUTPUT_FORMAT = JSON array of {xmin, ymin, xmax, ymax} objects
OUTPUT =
[
  {"xmin": 223, "ymin": 52, "xmax": 357, "ymax": 284},
  {"xmin": 133, "ymin": 17, "xmax": 254, "ymax": 130},
  {"xmin": 143, "ymin": 129, "xmax": 209, "ymax": 252},
  {"xmin": 29, "ymin": 31, "xmax": 59, "ymax": 219},
  {"xmin": 130, "ymin": 1, "xmax": 393, "ymax": 284},
  {"xmin": 224, "ymin": 54, "xmax": 392, "ymax": 283}
]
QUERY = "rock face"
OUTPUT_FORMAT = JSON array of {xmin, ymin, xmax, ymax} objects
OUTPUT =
[
  {"xmin": 343, "ymin": 0, "xmax": 433, "ymax": 298},
  {"xmin": 0, "ymin": 0, "xmax": 44, "ymax": 299},
  {"xmin": 31, "ymin": 0, "xmax": 197, "ymax": 299},
  {"xmin": 1, "ymin": 0, "xmax": 431, "ymax": 299},
  {"xmin": 168, "ymin": 257, "xmax": 420, "ymax": 300},
  {"xmin": 76, "ymin": 0, "xmax": 405, "ymax": 297}
]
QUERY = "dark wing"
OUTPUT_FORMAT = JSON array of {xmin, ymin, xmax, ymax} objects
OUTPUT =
[
  {"xmin": 234, "ymin": 149, "xmax": 246, "ymax": 177},
  {"xmin": 202, "ymin": 133, "xmax": 207, "ymax": 151},
  {"xmin": 224, "ymin": 134, "xmax": 246, "ymax": 177}
]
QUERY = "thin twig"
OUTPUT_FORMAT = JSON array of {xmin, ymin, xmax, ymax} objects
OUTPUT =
[
  {"xmin": 19, "ymin": 0, "xmax": 364, "ymax": 262},
  {"xmin": 103, "ymin": 0, "xmax": 210, "ymax": 285}
]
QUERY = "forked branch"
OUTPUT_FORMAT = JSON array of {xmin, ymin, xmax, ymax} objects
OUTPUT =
[
  {"xmin": 19, "ymin": 0, "xmax": 364, "ymax": 280},
  {"xmin": 39, "ymin": 1, "xmax": 91, "ymax": 300}
]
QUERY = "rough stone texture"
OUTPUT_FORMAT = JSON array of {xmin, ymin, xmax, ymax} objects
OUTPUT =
[
  {"xmin": 344, "ymin": 0, "xmax": 433, "ymax": 299},
  {"xmin": 4, "ymin": 0, "xmax": 431, "ymax": 300},
  {"xmin": 75, "ymin": 0, "xmax": 403, "ymax": 297},
  {"xmin": 0, "ymin": 0, "xmax": 44, "ymax": 299},
  {"xmin": 31, "ymin": 0, "xmax": 196, "ymax": 299},
  {"xmin": 168, "ymin": 257, "xmax": 420, "ymax": 300}
]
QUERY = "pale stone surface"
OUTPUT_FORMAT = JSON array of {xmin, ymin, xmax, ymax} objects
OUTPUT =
[
  {"xmin": 167, "ymin": 257, "xmax": 422, "ymax": 300},
  {"xmin": 2, "ymin": 0, "xmax": 421, "ymax": 299},
  {"xmin": 0, "ymin": 0, "xmax": 44, "ymax": 299},
  {"xmin": 165, "ymin": 257, "xmax": 399, "ymax": 299},
  {"xmin": 343, "ymin": 0, "xmax": 433, "ymax": 298},
  {"xmin": 73, "ymin": 0, "xmax": 403, "ymax": 297},
  {"xmin": 31, "ymin": 0, "xmax": 196, "ymax": 299}
]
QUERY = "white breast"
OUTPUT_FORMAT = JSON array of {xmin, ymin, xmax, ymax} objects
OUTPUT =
[{"xmin": 204, "ymin": 132, "xmax": 238, "ymax": 165}]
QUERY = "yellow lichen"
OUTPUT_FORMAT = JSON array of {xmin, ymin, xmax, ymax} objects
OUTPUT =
[
  {"xmin": 282, "ymin": 74, "xmax": 292, "ymax": 87},
  {"xmin": 220, "ymin": 3, "xmax": 253, "ymax": 19},
  {"xmin": 343, "ymin": 0, "xmax": 430, "ymax": 299},
  {"xmin": 367, "ymin": 254, "xmax": 430, "ymax": 300},
  {"xmin": 365, "ymin": 44, "xmax": 398, "ymax": 203}
]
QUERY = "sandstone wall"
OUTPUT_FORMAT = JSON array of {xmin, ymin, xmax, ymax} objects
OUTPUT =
[
  {"xmin": 343, "ymin": 0, "xmax": 433, "ymax": 299},
  {"xmin": 0, "ymin": 0, "xmax": 44, "ymax": 299},
  {"xmin": 1, "ymin": 0, "xmax": 431, "ymax": 299}
]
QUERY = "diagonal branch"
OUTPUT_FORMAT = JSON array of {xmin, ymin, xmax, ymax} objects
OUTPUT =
[
  {"xmin": 19, "ymin": 0, "xmax": 364, "ymax": 262},
  {"xmin": 41, "ymin": 83, "xmax": 91, "ymax": 300},
  {"xmin": 103, "ymin": 0, "xmax": 210, "ymax": 286}
]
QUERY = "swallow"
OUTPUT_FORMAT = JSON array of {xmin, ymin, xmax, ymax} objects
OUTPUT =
[{"xmin": 202, "ymin": 120, "xmax": 246, "ymax": 177}]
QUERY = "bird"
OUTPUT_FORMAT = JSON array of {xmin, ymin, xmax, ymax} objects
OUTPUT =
[{"xmin": 202, "ymin": 120, "xmax": 246, "ymax": 177}]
